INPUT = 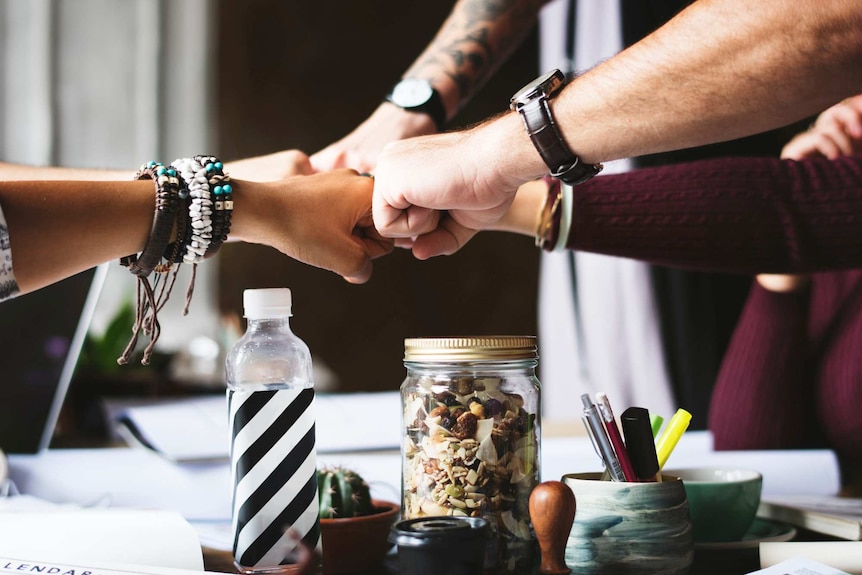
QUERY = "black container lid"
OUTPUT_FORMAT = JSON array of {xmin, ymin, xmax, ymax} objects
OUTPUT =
[{"xmin": 389, "ymin": 517, "xmax": 488, "ymax": 548}]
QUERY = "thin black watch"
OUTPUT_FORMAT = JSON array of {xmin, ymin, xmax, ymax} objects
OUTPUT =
[
  {"xmin": 510, "ymin": 69, "xmax": 602, "ymax": 185},
  {"xmin": 386, "ymin": 78, "xmax": 447, "ymax": 132}
]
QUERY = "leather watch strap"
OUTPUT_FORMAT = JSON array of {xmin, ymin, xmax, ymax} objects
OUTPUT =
[{"xmin": 519, "ymin": 97, "xmax": 601, "ymax": 186}]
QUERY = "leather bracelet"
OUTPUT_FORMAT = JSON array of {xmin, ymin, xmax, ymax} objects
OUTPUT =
[
  {"xmin": 536, "ymin": 176, "xmax": 563, "ymax": 250},
  {"xmin": 120, "ymin": 162, "xmax": 181, "ymax": 277}
]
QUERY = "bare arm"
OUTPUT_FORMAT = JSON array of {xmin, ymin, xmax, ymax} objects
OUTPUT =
[
  {"xmin": 310, "ymin": 0, "xmax": 547, "ymax": 172},
  {"xmin": 373, "ymin": 0, "xmax": 862, "ymax": 257},
  {"xmin": 401, "ymin": 0, "xmax": 547, "ymax": 119},
  {"xmin": 1, "ymin": 171, "xmax": 390, "ymax": 294}
]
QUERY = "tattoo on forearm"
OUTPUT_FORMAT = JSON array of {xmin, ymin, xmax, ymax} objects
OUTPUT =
[{"xmin": 410, "ymin": 0, "xmax": 544, "ymax": 101}]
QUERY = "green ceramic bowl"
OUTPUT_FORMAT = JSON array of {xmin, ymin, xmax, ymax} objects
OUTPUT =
[{"xmin": 667, "ymin": 467, "xmax": 762, "ymax": 543}]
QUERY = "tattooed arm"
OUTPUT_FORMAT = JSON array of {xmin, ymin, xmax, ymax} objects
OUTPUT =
[{"xmin": 310, "ymin": 0, "xmax": 548, "ymax": 173}]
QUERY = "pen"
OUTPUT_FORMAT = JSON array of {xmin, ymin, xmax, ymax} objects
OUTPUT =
[
  {"xmin": 650, "ymin": 413, "xmax": 664, "ymax": 439},
  {"xmin": 621, "ymin": 406, "xmax": 662, "ymax": 482},
  {"xmin": 595, "ymin": 392, "xmax": 636, "ymax": 482},
  {"xmin": 655, "ymin": 408, "xmax": 692, "ymax": 470},
  {"xmin": 581, "ymin": 394, "xmax": 626, "ymax": 481}
]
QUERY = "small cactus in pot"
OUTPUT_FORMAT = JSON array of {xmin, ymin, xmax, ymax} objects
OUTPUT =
[
  {"xmin": 317, "ymin": 465, "xmax": 375, "ymax": 518},
  {"xmin": 316, "ymin": 465, "xmax": 400, "ymax": 575}
]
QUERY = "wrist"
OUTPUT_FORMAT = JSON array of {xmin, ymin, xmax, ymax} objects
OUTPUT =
[
  {"xmin": 485, "ymin": 112, "xmax": 549, "ymax": 188},
  {"xmin": 376, "ymin": 102, "xmax": 439, "ymax": 136},
  {"xmin": 229, "ymin": 179, "xmax": 264, "ymax": 244}
]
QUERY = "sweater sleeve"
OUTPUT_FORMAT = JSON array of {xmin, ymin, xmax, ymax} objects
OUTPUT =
[
  {"xmin": 708, "ymin": 282, "xmax": 825, "ymax": 450},
  {"xmin": 566, "ymin": 154, "xmax": 862, "ymax": 274}
]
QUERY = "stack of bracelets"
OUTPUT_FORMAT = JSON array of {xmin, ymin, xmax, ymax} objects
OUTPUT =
[{"xmin": 118, "ymin": 156, "xmax": 232, "ymax": 366}]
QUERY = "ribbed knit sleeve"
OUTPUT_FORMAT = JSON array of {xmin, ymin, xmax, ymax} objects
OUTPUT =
[
  {"xmin": 708, "ymin": 283, "xmax": 823, "ymax": 450},
  {"xmin": 566, "ymin": 154, "xmax": 862, "ymax": 274}
]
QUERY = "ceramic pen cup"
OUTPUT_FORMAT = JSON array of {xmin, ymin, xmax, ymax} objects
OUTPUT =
[
  {"xmin": 562, "ymin": 473, "xmax": 694, "ymax": 575},
  {"xmin": 389, "ymin": 516, "xmax": 488, "ymax": 575},
  {"xmin": 665, "ymin": 467, "xmax": 762, "ymax": 543}
]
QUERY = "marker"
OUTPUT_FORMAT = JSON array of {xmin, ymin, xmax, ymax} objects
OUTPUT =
[
  {"xmin": 595, "ymin": 392, "xmax": 636, "ymax": 482},
  {"xmin": 650, "ymin": 413, "xmax": 664, "ymax": 439},
  {"xmin": 621, "ymin": 406, "xmax": 662, "ymax": 482},
  {"xmin": 655, "ymin": 408, "xmax": 692, "ymax": 470},
  {"xmin": 581, "ymin": 394, "xmax": 626, "ymax": 481}
]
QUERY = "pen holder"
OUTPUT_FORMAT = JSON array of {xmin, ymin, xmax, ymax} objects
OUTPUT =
[{"xmin": 562, "ymin": 473, "xmax": 694, "ymax": 575}]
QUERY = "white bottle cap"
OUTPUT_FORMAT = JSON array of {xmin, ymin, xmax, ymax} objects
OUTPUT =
[{"xmin": 243, "ymin": 288, "xmax": 292, "ymax": 319}]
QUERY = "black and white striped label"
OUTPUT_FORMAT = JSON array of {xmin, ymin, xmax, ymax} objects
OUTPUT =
[{"xmin": 229, "ymin": 387, "xmax": 320, "ymax": 569}]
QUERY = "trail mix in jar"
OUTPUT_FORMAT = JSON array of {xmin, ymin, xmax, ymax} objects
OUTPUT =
[{"xmin": 402, "ymin": 374, "xmax": 539, "ymax": 574}]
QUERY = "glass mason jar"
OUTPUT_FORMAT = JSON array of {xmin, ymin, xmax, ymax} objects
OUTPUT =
[{"xmin": 400, "ymin": 336, "xmax": 541, "ymax": 575}]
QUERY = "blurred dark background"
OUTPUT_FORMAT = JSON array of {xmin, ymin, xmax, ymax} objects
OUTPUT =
[{"xmin": 216, "ymin": 1, "xmax": 541, "ymax": 392}]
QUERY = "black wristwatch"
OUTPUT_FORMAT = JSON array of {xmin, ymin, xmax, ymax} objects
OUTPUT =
[
  {"xmin": 509, "ymin": 69, "xmax": 602, "ymax": 185},
  {"xmin": 386, "ymin": 78, "xmax": 447, "ymax": 132}
]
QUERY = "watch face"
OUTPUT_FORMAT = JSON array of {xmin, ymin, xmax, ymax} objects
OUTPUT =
[
  {"xmin": 391, "ymin": 78, "xmax": 434, "ymax": 108},
  {"xmin": 510, "ymin": 69, "xmax": 565, "ymax": 109}
]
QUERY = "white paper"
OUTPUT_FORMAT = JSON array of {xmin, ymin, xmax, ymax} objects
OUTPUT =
[
  {"xmin": 7, "ymin": 448, "xmax": 231, "ymax": 521},
  {"xmin": 0, "ymin": 510, "xmax": 203, "ymax": 571},
  {"xmin": 760, "ymin": 542, "xmax": 862, "ymax": 574},
  {"xmin": 0, "ymin": 557, "xmax": 216, "ymax": 575},
  {"xmin": 112, "ymin": 391, "xmax": 402, "ymax": 461},
  {"xmin": 748, "ymin": 556, "xmax": 852, "ymax": 575}
]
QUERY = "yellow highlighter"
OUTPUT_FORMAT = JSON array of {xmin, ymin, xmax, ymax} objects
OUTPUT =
[{"xmin": 655, "ymin": 408, "xmax": 692, "ymax": 470}]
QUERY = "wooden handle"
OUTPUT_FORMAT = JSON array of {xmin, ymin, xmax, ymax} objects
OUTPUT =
[{"xmin": 529, "ymin": 481, "xmax": 576, "ymax": 575}]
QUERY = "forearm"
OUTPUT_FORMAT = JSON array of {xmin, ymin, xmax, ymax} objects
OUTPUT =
[
  {"xmin": 401, "ymin": 0, "xmax": 547, "ymax": 119},
  {"xmin": 0, "ymin": 180, "xmax": 154, "ymax": 292},
  {"xmin": 709, "ymin": 283, "xmax": 815, "ymax": 450},
  {"xmin": 566, "ymin": 154, "xmax": 862, "ymax": 274},
  {"xmin": 494, "ymin": 154, "xmax": 862, "ymax": 273},
  {"xmin": 553, "ymin": 0, "xmax": 862, "ymax": 165},
  {"xmin": 1, "ymin": 178, "xmax": 271, "ymax": 294}
]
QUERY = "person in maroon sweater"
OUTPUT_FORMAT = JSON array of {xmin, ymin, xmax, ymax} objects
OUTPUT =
[
  {"xmin": 491, "ymin": 96, "xmax": 862, "ymax": 493},
  {"xmin": 710, "ymin": 96, "xmax": 862, "ymax": 495}
]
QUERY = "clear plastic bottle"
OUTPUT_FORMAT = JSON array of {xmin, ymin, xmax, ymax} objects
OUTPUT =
[
  {"xmin": 226, "ymin": 288, "xmax": 320, "ymax": 574},
  {"xmin": 400, "ymin": 336, "xmax": 541, "ymax": 575}
]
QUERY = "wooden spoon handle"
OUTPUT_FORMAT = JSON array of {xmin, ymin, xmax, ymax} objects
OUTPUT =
[{"xmin": 529, "ymin": 481, "xmax": 576, "ymax": 575}]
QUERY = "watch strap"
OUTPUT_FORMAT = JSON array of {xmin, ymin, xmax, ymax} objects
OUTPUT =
[
  {"xmin": 519, "ymin": 97, "xmax": 602, "ymax": 186},
  {"xmin": 386, "ymin": 86, "xmax": 447, "ymax": 132}
]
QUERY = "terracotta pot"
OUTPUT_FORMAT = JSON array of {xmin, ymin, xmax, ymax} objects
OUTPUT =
[{"xmin": 320, "ymin": 499, "xmax": 400, "ymax": 575}]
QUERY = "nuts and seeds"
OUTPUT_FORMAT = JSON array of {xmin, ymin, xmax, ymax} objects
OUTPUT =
[{"xmin": 402, "ymin": 375, "xmax": 538, "ymax": 574}]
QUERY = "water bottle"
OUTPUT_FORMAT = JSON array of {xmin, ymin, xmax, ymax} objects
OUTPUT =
[{"xmin": 226, "ymin": 288, "xmax": 320, "ymax": 574}]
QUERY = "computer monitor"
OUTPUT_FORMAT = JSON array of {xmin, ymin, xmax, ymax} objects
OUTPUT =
[{"xmin": 0, "ymin": 264, "xmax": 108, "ymax": 453}]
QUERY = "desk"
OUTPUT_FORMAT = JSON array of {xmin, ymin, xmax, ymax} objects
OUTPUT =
[{"xmin": 7, "ymin": 433, "xmax": 843, "ymax": 575}]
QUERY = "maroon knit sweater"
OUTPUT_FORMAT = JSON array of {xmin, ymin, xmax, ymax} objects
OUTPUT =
[
  {"xmin": 708, "ymin": 273, "xmax": 862, "ymax": 464},
  {"xmin": 567, "ymin": 154, "xmax": 862, "ymax": 273},
  {"xmin": 566, "ymin": 154, "xmax": 862, "ymax": 467}
]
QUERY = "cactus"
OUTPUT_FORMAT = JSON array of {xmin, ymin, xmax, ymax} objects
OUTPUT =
[{"xmin": 317, "ymin": 466, "xmax": 374, "ymax": 519}]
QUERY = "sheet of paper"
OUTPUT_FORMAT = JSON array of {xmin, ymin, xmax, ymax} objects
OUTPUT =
[
  {"xmin": 7, "ymin": 448, "xmax": 231, "ymax": 520},
  {"xmin": 754, "ymin": 552, "xmax": 855, "ymax": 574},
  {"xmin": 0, "ymin": 510, "xmax": 203, "ymax": 571},
  {"xmin": 111, "ymin": 391, "xmax": 402, "ymax": 461},
  {"xmin": 1, "ymin": 557, "xmax": 218, "ymax": 575}
]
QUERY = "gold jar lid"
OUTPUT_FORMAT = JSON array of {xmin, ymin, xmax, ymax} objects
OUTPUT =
[{"xmin": 404, "ymin": 336, "xmax": 538, "ymax": 362}]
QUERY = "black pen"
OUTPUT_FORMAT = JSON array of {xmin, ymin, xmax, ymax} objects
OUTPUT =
[{"xmin": 621, "ymin": 406, "xmax": 662, "ymax": 482}]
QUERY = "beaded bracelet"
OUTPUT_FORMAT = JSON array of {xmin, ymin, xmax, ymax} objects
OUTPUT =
[
  {"xmin": 196, "ymin": 155, "xmax": 232, "ymax": 259},
  {"xmin": 171, "ymin": 156, "xmax": 213, "ymax": 263}
]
